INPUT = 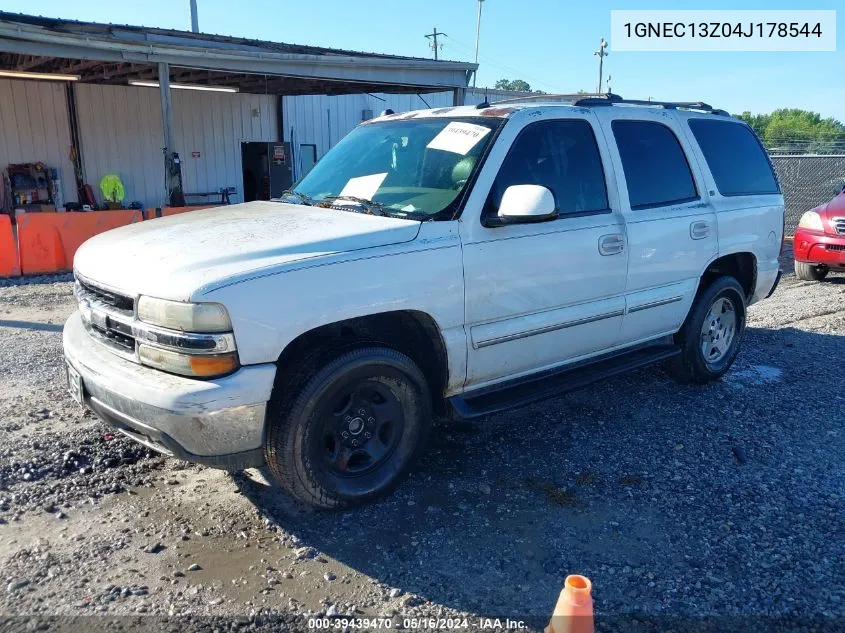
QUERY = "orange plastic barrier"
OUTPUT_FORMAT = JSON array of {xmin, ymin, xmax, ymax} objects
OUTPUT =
[
  {"xmin": 0, "ymin": 214, "xmax": 20, "ymax": 277},
  {"xmin": 17, "ymin": 210, "xmax": 144, "ymax": 275},
  {"xmin": 546, "ymin": 575, "xmax": 594, "ymax": 633},
  {"xmin": 144, "ymin": 205, "xmax": 217, "ymax": 220}
]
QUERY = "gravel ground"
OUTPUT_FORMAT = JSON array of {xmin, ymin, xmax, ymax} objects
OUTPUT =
[{"xmin": 0, "ymin": 264, "xmax": 843, "ymax": 633}]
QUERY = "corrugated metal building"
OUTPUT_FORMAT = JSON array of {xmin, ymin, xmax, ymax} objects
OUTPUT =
[
  {"xmin": 73, "ymin": 84, "xmax": 281, "ymax": 208},
  {"xmin": 281, "ymin": 88, "xmax": 526, "ymax": 179},
  {"xmin": 0, "ymin": 78, "xmax": 76, "ymax": 206},
  {"xmin": 0, "ymin": 13, "xmax": 507, "ymax": 211}
]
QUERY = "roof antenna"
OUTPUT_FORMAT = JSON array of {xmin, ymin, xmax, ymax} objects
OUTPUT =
[{"xmin": 476, "ymin": 87, "xmax": 489, "ymax": 109}]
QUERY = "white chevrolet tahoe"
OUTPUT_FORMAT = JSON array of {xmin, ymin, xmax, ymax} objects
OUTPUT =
[{"xmin": 64, "ymin": 95, "xmax": 784, "ymax": 509}]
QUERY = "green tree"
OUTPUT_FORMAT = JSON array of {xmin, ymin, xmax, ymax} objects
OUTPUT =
[
  {"xmin": 735, "ymin": 108, "xmax": 845, "ymax": 153},
  {"xmin": 495, "ymin": 79, "xmax": 535, "ymax": 93}
]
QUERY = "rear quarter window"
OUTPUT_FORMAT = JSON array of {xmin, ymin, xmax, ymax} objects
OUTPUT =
[{"xmin": 688, "ymin": 119, "xmax": 780, "ymax": 196}]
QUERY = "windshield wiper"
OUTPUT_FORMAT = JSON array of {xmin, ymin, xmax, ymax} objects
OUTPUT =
[
  {"xmin": 322, "ymin": 195, "xmax": 388, "ymax": 216},
  {"xmin": 278, "ymin": 189, "xmax": 315, "ymax": 206}
]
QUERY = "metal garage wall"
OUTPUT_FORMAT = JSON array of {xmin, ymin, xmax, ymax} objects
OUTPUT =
[
  {"xmin": 75, "ymin": 84, "xmax": 164, "ymax": 208},
  {"xmin": 172, "ymin": 90, "xmax": 278, "ymax": 201},
  {"xmin": 0, "ymin": 79, "xmax": 76, "ymax": 207},
  {"xmin": 282, "ymin": 89, "xmax": 531, "ymax": 179},
  {"xmin": 282, "ymin": 92, "xmax": 452, "ymax": 161},
  {"xmin": 76, "ymin": 85, "xmax": 278, "ymax": 207}
]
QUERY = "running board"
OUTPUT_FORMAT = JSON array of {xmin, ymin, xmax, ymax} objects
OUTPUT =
[{"xmin": 448, "ymin": 344, "xmax": 681, "ymax": 419}]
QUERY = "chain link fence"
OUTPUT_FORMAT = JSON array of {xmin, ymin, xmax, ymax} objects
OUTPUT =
[{"xmin": 770, "ymin": 154, "xmax": 845, "ymax": 235}]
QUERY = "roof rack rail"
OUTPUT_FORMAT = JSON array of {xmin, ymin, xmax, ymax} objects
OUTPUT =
[
  {"xmin": 488, "ymin": 92, "xmax": 729, "ymax": 116},
  {"xmin": 488, "ymin": 92, "xmax": 623, "ymax": 106}
]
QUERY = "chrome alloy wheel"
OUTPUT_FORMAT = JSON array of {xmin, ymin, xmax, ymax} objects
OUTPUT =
[{"xmin": 700, "ymin": 297, "xmax": 737, "ymax": 364}]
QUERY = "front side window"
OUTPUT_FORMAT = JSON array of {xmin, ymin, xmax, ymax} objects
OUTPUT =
[
  {"xmin": 612, "ymin": 120, "xmax": 698, "ymax": 210},
  {"xmin": 688, "ymin": 119, "xmax": 780, "ymax": 196},
  {"xmin": 287, "ymin": 117, "xmax": 501, "ymax": 219},
  {"xmin": 486, "ymin": 119, "xmax": 609, "ymax": 216}
]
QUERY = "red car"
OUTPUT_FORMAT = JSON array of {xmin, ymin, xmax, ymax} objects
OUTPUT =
[{"xmin": 793, "ymin": 185, "xmax": 845, "ymax": 281}]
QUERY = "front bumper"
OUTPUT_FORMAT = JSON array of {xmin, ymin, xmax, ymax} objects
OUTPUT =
[
  {"xmin": 63, "ymin": 311, "xmax": 276, "ymax": 470},
  {"xmin": 793, "ymin": 228, "xmax": 845, "ymax": 269}
]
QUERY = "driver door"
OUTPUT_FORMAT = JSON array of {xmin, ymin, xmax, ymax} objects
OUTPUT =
[{"xmin": 460, "ymin": 114, "xmax": 628, "ymax": 389}]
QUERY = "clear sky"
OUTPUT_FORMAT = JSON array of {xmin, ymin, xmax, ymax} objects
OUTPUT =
[{"xmin": 1, "ymin": 0, "xmax": 842, "ymax": 120}]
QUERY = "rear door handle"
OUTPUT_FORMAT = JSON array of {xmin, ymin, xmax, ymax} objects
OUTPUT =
[
  {"xmin": 599, "ymin": 234, "xmax": 625, "ymax": 256},
  {"xmin": 690, "ymin": 221, "xmax": 711, "ymax": 240}
]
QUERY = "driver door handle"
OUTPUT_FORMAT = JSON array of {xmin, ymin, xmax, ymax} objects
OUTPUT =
[{"xmin": 599, "ymin": 234, "xmax": 625, "ymax": 256}]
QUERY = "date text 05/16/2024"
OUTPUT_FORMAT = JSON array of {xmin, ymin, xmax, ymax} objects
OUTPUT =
[{"xmin": 307, "ymin": 618, "xmax": 527, "ymax": 630}]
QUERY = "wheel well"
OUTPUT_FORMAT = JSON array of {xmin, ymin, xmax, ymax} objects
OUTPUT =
[
  {"xmin": 273, "ymin": 311, "xmax": 449, "ymax": 414},
  {"xmin": 701, "ymin": 253, "xmax": 756, "ymax": 300}
]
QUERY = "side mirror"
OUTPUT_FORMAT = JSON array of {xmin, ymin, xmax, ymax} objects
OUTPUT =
[
  {"xmin": 836, "ymin": 183, "xmax": 845, "ymax": 196},
  {"xmin": 484, "ymin": 184, "xmax": 557, "ymax": 227}
]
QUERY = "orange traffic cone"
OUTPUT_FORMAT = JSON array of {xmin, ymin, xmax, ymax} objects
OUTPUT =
[{"xmin": 546, "ymin": 575, "xmax": 594, "ymax": 633}]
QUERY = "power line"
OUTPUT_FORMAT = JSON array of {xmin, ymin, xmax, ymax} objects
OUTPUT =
[{"xmin": 441, "ymin": 34, "xmax": 561, "ymax": 92}]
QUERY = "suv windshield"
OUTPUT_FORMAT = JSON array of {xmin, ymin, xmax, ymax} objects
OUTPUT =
[{"xmin": 284, "ymin": 117, "xmax": 501, "ymax": 219}]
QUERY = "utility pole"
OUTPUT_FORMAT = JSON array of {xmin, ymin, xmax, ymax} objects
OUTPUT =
[
  {"xmin": 189, "ymin": 0, "xmax": 199, "ymax": 33},
  {"xmin": 594, "ymin": 38, "xmax": 608, "ymax": 94},
  {"xmin": 425, "ymin": 27, "xmax": 445, "ymax": 60},
  {"xmin": 473, "ymin": 0, "xmax": 485, "ymax": 87}
]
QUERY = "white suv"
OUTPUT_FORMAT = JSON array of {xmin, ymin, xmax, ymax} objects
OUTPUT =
[{"xmin": 64, "ymin": 95, "xmax": 784, "ymax": 509}]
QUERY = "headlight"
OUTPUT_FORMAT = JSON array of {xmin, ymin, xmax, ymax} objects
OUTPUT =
[
  {"xmin": 136, "ymin": 297, "xmax": 237, "ymax": 378},
  {"xmin": 137, "ymin": 296, "xmax": 232, "ymax": 332},
  {"xmin": 798, "ymin": 211, "xmax": 824, "ymax": 232},
  {"xmin": 138, "ymin": 345, "xmax": 239, "ymax": 378}
]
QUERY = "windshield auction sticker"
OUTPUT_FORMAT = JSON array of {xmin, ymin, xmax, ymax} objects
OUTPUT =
[
  {"xmin": 610, "ymin": 10, "xmax": 836, "ymax": 51},
  {"xmin": 427, "ymin": 122, "xmax": 492, "ymax": 155},
  {"xmin": 339, "ymin": 173, "xmax": 388, "ymax": 199}
]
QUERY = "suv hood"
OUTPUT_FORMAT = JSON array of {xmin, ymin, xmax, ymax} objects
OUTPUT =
[{"xmin": 73, "ymin": 201, "xmax": 421, "ymax": 300}]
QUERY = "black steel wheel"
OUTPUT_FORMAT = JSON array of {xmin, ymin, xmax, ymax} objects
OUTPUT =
[
  {"xmin": 317, "ymin": 380, "xmax": 405, "ymax": 477},
  {"xmin": 264, "ymin": 347, "xmax": 431, "ymax": 509}
]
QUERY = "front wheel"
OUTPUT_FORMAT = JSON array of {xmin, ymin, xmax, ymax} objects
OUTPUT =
[
  {"xmin": 670, "ymin": 276, "xmax": 746, "ymax": 384},
  {"xmin": 264, "ymin": 347, "xmax": 431, "ymax": 509},
  {"xmin": 795, "ymin": 261, "xmax": 829, "ymax": 282}
]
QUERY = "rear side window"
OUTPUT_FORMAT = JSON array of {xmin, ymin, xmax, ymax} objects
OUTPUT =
[
  {"xmin": 688, "ymin": 119, "xmax": 780, "ymax": 196},
  {"xmin": 612, "ymin": 120, "xmax": 698, "ymax": 210}
]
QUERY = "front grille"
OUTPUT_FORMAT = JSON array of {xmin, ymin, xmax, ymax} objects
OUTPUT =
[
  {"xmin": 75, "ymin": 275, "xmax": 138, "ymax": 360},
  {"xmin": 87, "ymin": 320, "xmax": 136, "ymax": 353},
  {"xmin": 833, "ymin": 217, "xmax": 845, "ymax": 235},
  {"xmin": 826, "ymin": 243, "xmax": 845, "ymax": 251},
  {"xmin": 77, "ymin": 278, "xmax": 134, "ymax": 315}
]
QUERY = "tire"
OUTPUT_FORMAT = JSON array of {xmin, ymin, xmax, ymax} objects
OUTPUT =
[
  {"xmin": 264, "ymin": 347, "xmax": 431, "ymax": 510},
  {"xmin": 670, "ymin": 276, "xmax": 746, "ymax": 384},
  {"xmin": 795, "ymin": 261, "xmax": 829, "ymax": 281}
]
